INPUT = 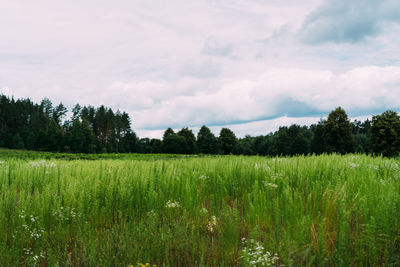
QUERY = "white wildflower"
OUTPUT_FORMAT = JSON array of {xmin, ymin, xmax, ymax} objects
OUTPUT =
[
  {"xmin": 53, "ymin": 206, "xmax": 80, "ymax": 222},
  {"xmin": 147, "ymin": 210, "xmax": 157, "ymax": 217},
  {"xmin": 23, "ymin": 248, "xmax": 32, "ymax": 255},
  {"xmin": 349, "ymin": 163, "xmax": 359, "ymax": 168},
  {"xmin": 240, "ymin": 238, "xmax": 280, "ymax": 267},
  {"xmin": 264, "ymin": 182, "xmax": 278, "ymax": 188},
  {"xmin": 32, "ymin": 255, "xmax": 39, "ymax": 263},
  {"xmin": 270, "ymin": 173, "xmax": 284, "ymax": 180},
  {"xmin": 19, "ymin": 210, "xmax": 26, "ymax": 219},
  {"xmin": 30, "ymin": 215, "xmax": 37, "ymax": 222},
  {"xmin": 48, "ymin": 162, "xmax": 57, "ymax": 168},
  {"xmin": 165, "ymin": 200, "xmax": 181, "ymax": 209},
  {"xmin": 207, "ymin": 215, "xmax": 217, "ymax": 233},
  {"xmin": 199, "ymin": 174, "xmax": 209, "ymax": 180},
  {"xmin": 28, "ymin": 160, "xmax": 57, "ymax": 168}
]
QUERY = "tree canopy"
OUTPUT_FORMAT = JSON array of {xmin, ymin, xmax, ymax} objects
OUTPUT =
[
  {"xmin": 323, "ymin": 107, "xmax": 354, "ymax": 154},
  {"xmin": 0, "ymin": 94, "xmax": 137, "ymax": 153},
  {"xmin": 370, "ymin": 110, "xmax": 400, "ymax": 157}
]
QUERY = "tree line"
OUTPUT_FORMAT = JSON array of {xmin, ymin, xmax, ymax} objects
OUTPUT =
[
  {"xmin": 0, "ymin": 95, "xmax": 137, "ymax": 153},
  {"xmin": 1, "ymin": 94, "xmax": 400, "ymax": 157},
  {"xmin": 137, "ymin": 107, "xmax": 400, "ymax": 157}
]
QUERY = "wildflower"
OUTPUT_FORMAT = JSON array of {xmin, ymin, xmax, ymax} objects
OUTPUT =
[
  {"xmin": 19, "ymin": 210, "xmax": 26, "ymax": 218},
  {"xmin": 349, "ymin": 163, "xmax": 359, "ymax": 168},
  {"xmin": 53, "ymin": 206, "xmax": 81, "ymax": 222},
  {"xmin": 147, "ymin": 210, "xmax": 157, "ymax": 217},
  {"xmin": 48, "ymin": 162, "xmax": 57, "ymax": 168},
  {"xmin": 30, "ymin": 215, "xmax": 37, "ymax": 222},
  {"xmin": 264, "ymin": 182, "xmax": 278, "ymax": 188},
  {"xmin": 165, "ymin": 200, "xmax": 180, "ymax": 209},
  {"xmin": 23, "ymin": 248, "xmax": 32, "ymax": 255},
  {"xmin": 207, "ymin": 215, "xmax": 217, "ymax": 233},
  {"xmin": 270, "ymin": 173, "xmax": 284, "ymax": 180},
  {"xmin": 239, "ymin": 238, "xmax": 280, "ymax": 267},
  {"xmin": 28, "ymin": 160, "xmax": 57, "ymax": 168},
  {"xmin": 199, "ymin": 174, "xmax": 209, "ymax": 180}
]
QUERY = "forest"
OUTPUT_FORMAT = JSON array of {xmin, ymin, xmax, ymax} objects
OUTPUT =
[{"xmin": 1, "ymin": 94, "xmax": 400, "ymax": 157}]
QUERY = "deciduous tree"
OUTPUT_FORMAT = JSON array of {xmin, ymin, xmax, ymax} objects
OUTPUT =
[{"xmin": 370, "ymin": 110, "xmax": 400, "ymax": 157}]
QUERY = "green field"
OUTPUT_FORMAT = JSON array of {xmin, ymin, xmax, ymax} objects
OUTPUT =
[{"xmin": 1, "ymin": 153, "xmax": 400, "ymax": 266}]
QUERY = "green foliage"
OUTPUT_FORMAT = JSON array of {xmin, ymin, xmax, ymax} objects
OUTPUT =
[
  {"xmin": 0, "ymin": 94, "xmax": 137, "ymax": 154},
  {"xmin": 150, "ymin": 138, "xmax": 163, "ymax": 153},
  {"xmin": 138, "ymin": 138, "xmax": 153, "ymax": 153},
  {"xmin": 197, "ymin": 125, "xmax": 218, "ymax": 154},
  {"xmin": 218, "ymin": 128, "xmax": 237, "ymax": 154},
  {"xmin": 370, "ymin": 110, "xmax": 400, "ymax": 157},
  {"xmin": 323, "ymin": 107, "xmax": 355, "ymax": 154},
  {"xmin": 0, "ymin": 154, "xmax": 400, "ymax": 266},
  {"xmin": 177, "ymin": 128, "xmax": 196, "ymax": 154},
  {"xmin": 162, "ymin": 134, "xmax": 188, "ymax": 154},
  {"xmin": 0, "ymin": 148, "xmax": 192, "ymax": 161},
  {"xmin": 232, "ymin": 135, "xmax": 254, "ymax": 155},
  {"xmin": 11, "ymin": 133, "xmax": 24, "ymax": 149},
  {"xmin": 163, "ymin": 128, "xmax": 175, "ymax": 140}
]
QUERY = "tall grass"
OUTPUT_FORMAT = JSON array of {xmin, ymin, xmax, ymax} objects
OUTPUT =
[{"xmin": 0, "ymin": 154, "xmax": 399, "ymax": 266}]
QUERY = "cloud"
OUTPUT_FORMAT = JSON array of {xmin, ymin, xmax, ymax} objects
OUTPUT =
[
  {"xmin": 180, "ymin": 60, "xmax": 221, "ymax": 78},
  {"xmin": 1, "ymin": 0, "xmax": 400, "ymax": 140},
  {"xmin": 137, "ymin": 114, "xmax": 376, "ymax": 139},
  {"xmin": 202, "ymin": 36, "xmax": 234, "ymax": 57},
  {"xmin": 107, "ymin": 66, "xmax": 400, "ymax": 131},
  {"xmin": 300, "ymin": 0, "xmax": 400, "ymax": 43},
  {"xmin": 136, "ymin": 116, "xmax": 323, "ymax": 139}
]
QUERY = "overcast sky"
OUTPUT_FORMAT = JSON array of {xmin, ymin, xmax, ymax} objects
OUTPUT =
[{"xmin": 1, "ymin": 0, "xmax": 400, "ymax": 138}]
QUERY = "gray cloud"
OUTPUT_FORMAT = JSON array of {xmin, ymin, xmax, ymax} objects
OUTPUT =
[
  {"xmin": 301, "ymin": 0, "xmax": 400, "ymax": 43},
  {"xmin": 201, "ymin": 36, "xmax": 234, "ymax": 57},
  {"xmin": 180, "ymin": 60, "xmax": 221, "ymax": 78}
]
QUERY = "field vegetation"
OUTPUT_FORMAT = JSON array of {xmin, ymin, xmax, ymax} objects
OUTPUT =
[
  {"xmin": 0, "ymin": 148, "xmax": 192, "ymax": 161},
  {"xmin": 1, "ymin": 153, "xmax": 400, "ymax": 266}
]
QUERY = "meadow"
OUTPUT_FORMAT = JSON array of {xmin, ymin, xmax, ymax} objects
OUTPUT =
[{"xmin": 0, "ymin": 153, "xmax": 400, "ymax": 266}]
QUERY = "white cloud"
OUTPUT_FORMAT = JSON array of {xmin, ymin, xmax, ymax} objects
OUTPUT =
[
  {"xmin": 120, "ymin": 66, "xmax": 400, "ymax": 132},
  {"xmin": 202, "ymin": 36, "xmax": 234, "ymax": 57}
]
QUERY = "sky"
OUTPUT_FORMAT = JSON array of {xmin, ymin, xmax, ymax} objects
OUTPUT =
[{"xmin": 1, "ymin": 0, "xmax": 400, "ymax": 138}]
